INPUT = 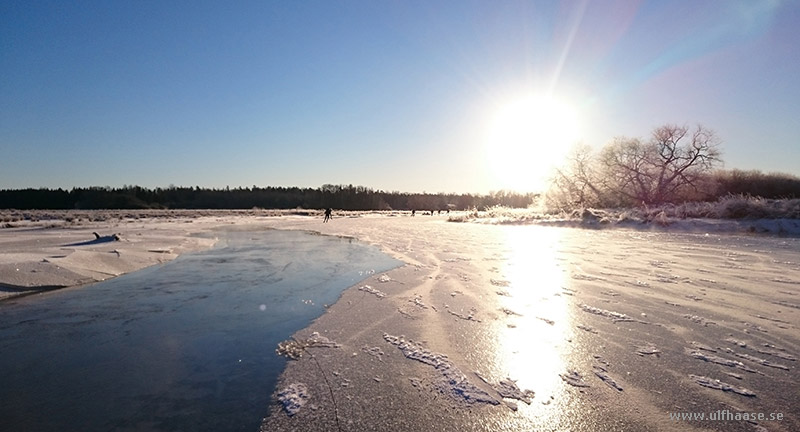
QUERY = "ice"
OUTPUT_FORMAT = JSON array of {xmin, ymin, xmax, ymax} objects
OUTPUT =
[
  {"xmin": 728, "ymin": 350, "xmax": 791, "ymax": 371},
  {"xmin": 580, "ymin": 304, "xmax": 634, "ymax": 322},
  {"xmin": 754, "ymin": 347, "xmax": 797, "ymax": 362},
  {"xmin": 383, "ymin": 333, "xmax": 499, "ymax": 405},
  {"xmin": 689, "ymin": 341, "xmax": 717, "ymax": 352},
  {"xmin": 474, "ymin": 372, "xmax": 535, "ymax": 404},
  {"xmin": 499, "ymin": 307, "xmax": 522, "ymax": 316},
  {"xmin": 689, "ymin": 375, "xmax": 756, "ymax": 397},
  {"xmin": 592, "ymin": 366, "xmax": 623, "ymax": 391},
  {"xmin": 536, "ymin": 317, "xmax": 555, "ymax": 325},
  {"xmin": 276, "ymin": 332, "xmax": 341, "ymax": 360},
  {"xmin": 683, "ymin": 314, "xmax": 717, "ymax": 326},
  {"xmin": 361, "ymin": 345, "xmax": 384, "ymax": 361},
  {"xmin": 358, "ymin": 285, "xmax": 386, "ymax": 298},
  {"xmin": 725, "ymin": 337, "xmax": 748, "ymax": 347},
  {"xmin": 635, "ymin": 344, "xmax": 661, "ymax": 356},
  {"xmin": 306, "ymin": 332, "xmax": 340, "ymax": 348},
  {"xmin": 688, "ymin": 350, "xmax": 759, "ymax": 373},
  {"xmin": 277, "ymin": 383, "xmax": 310, "ymax": 416},
  {"xmin": 773, "ymin": 300, "xmax": 800, "ymax": 310},
  {"xmin": 410, "ymin": 294, "xmax": 428, "ymax": 309},
  {"xmin": 560, "ymin": 370, "xmax": 591, "ymax": 387},
  {"xmin": 446, "ymin": 307, "xmax": 481, "ymax": 322}
]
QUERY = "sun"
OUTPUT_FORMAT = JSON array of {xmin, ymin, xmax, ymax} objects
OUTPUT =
[{"xmin": 485, "ymin": 94, "xmax": 581, "ymax": 193}]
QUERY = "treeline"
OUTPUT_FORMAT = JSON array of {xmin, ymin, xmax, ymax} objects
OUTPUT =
[
  {"xmin": 0, "ymin": 184, "xmax": 537, "ymax": 211},
  {"xmin": 712, "ymin": 169, "xmax": 800, "ymax": 199}
]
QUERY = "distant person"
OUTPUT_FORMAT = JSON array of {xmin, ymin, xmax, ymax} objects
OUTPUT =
[
  {"xmin": 323, "ymin": 208, "xmax": 332, "ymax": 223},
  {"xmin": 411, "ymin": 209, "xmax": 416, "ymax": 217}
]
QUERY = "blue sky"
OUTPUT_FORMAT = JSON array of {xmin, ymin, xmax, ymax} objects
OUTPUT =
[{"xmin": 2, "ymin": 0, "xmax": 798, "ymax": 193}]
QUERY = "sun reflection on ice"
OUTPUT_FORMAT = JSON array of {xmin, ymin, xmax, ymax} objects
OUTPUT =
[{"xmin": 490, "ymin": 226, "xmax": 573, "ymax": 425}]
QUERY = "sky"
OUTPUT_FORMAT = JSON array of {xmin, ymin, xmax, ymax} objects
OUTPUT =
[{"xmin": 2, "ymin": 0, "xmax": 799, "ymax": 194}]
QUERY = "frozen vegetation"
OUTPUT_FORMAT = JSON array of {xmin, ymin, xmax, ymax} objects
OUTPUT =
[{"xmin": 448, "ymin": 195, "xmax": 800, "ymax": 235}]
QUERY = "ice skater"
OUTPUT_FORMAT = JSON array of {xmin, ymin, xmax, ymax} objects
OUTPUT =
[{"xmin": 323, "ymin": 207, "xmax": 332, "ymax": 223}]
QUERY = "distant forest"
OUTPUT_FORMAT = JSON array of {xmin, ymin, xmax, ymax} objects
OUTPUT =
[
  {"xmin": 0, "ymin": 184, "xmax": 536, "ymax": 211},
  {"xmin": 3, "ymin": 168, "xmax": 799, "ymax": 212}
]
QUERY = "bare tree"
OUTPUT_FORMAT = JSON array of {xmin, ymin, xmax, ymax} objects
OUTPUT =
[
  {"xmin": 548, "ymin": 144, "xmax": 605, "ymax": 209},
  {"xmin": 598, "ymin": 124, "xmax": 721, "ymax": 205},
  {"xmin": 548, "ymin": 124, "xmax": 722, "ymax": 209},
  {"xmin": 649, "ymin": 124, "xmax": 721, "ymax": 203}
]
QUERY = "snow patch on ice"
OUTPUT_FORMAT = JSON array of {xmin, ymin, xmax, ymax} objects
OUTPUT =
[
  {"xmin": 278, "ymin": 383, "xmax": 310, "ymax": 416},
  {"xmin": 359, "ymin": 285, "xmax": 386, "ymax": 298},
  {"xmin": 689, "ymin": 374, "xmax": 756, "ymax": 397},
  {"xmin": 383, "ymin": 333, "xmax": 499, "ymax": 405}
]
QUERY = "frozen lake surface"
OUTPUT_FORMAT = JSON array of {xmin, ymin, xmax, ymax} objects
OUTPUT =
[{"xmin": 0, "ymin": 229, "xmax": 400, "ymax": 432}]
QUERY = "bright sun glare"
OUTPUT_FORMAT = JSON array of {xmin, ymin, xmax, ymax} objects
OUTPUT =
[{"xmin": 485, "ymin": 94, "xmax": 581, "ymax": 193}]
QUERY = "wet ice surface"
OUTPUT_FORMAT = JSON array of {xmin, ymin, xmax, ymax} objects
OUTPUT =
[
  {"xmin": 259, "ymin": 218, "xmax": 800, "ymax": 432},
  {"xmin": 0, "ymin": 229, "xmax": 400, "ymax": 432}
]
